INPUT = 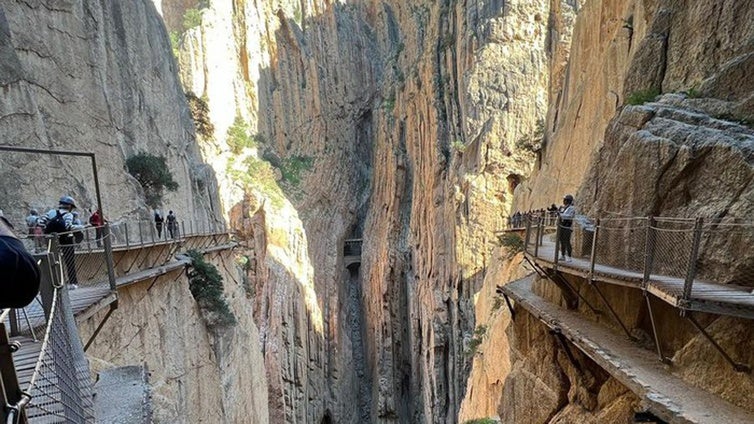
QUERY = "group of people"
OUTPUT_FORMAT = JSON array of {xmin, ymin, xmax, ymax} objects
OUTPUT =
[
  {"xmin": 509, "ymin": 194, "xmax": 576, "ymax": 262},
  {"xmin": 23, "ymin": 198, "xmax": 106, "ymax": 251},
  {"xmin": 5, "ymin": 196, "xmax": 180, "ymax": 295},
  {"xmin": 154, "ymin": 210, "xmax": 178, "ymax": 239}
]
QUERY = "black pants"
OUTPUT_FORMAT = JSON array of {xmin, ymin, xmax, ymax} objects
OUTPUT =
[
  {"xmin": 559, "ymin": 225, "xmax": 572, "ymax": 257},
  {"xmin": 60, "ymin": 242, "xmax": 79, "ymax": 286},
  {"xmin": 156, "ymin": 223, "xmax": 163, "ymax": 239},
  {"xmin": 95, "ymin": 226, "xmax": 104, "ymax": 247}
]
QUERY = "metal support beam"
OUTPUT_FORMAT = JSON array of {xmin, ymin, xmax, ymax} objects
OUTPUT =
[
  {"xmin": 591, "ymin": 282, "xmax": 637, "ymax": 341},
  {"xmin": 686, "ymin": 313, "xmax": 750, "ymax": 373},
  {"xmin": 550, "ymin": 327, "xmax": 583, "ymax": 374},
  {"xmin": 501, "ymin": 293, "xmax": 515, "ymax": 320},
  {"xmin": 644, "ymin": 294, "xmax": 671, "ymax": 364},
  {"xmin": 83, "ymin": 304, "xmax": 115, "ymax": 352},
  {"xmin": 549, "ymin": 269, "xmax": 602, "ymax": 316}
]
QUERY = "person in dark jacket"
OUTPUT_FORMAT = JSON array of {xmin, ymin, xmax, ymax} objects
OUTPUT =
[
  {"xmin": 0, "ymin": 212, "xmax": 40, "ymax": 307},
  {"xmin": 154, "ymin": 210, "xmax": 164, "ymax": 239},
  {"xmin": 558, "ymin": 194, "xmax": 576, "ymax": 262}
]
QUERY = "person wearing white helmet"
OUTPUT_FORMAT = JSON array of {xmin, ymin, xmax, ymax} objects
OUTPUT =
[
  {"xmin": 558, "ymin": 194, "xmax": 576, "ymax": 262},
  {"xmin": 41, "ymin": 195, "xmax": 85, "ymax": 289}
]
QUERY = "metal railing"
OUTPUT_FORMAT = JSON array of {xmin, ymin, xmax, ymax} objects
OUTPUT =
[
  {"xmin": 1, "ymin": 218, "xmax": 230, "ymax": 422},
  {"xmin": 524, "ymin": 215, "xmax": 754, "ymax": 308},
  {"xmin": 1, "ymin": 253, "xmax": 95, "ymax": 423}
]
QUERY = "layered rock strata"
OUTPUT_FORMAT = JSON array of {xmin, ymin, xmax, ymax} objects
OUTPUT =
[{"xmin": 167, "ymin": 0, "xmax": 573, "ymax": 421}]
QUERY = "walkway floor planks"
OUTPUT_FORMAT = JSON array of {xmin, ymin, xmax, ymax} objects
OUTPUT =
[
  {"xmin": 530, "ymin": 240, "xmax": 754, "ymax": 319},
  {"xmin": 501, "ymin": 274, "xmax": 754, "ymax": 424}
]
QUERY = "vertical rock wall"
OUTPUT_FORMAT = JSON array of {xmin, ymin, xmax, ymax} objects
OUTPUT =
[
  {"xmin": 167, "ymin": 0, "xmax": 572, "ymax": 422},
  {"xmin": 0, "ymin": 0, "xmax": 220, "ymax": 225}
]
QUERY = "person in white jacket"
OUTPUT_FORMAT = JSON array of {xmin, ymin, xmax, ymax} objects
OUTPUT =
[{"xmin": 558, "ymin": 194, "xmax": 576, "ymax": 261}]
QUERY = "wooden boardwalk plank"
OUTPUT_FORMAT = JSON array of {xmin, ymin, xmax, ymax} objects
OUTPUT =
[{"xmin": 501, "ymin": 275, "xmax": 754, "ymax": 424}]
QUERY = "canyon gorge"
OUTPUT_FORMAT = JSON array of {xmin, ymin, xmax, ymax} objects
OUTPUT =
[{"xmin": 1, "ymin": 0, "xmax": 754, "ymax": 423}]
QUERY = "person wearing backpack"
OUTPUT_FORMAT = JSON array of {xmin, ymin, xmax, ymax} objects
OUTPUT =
[{"xmin": 41, "ymin": 196, "xmax": 85, "ymax": 289}]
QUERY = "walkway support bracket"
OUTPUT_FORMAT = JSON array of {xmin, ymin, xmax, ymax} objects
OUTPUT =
[{"xmin": 686, "ymin": 313, "xmax": 750, "ymax": 373}]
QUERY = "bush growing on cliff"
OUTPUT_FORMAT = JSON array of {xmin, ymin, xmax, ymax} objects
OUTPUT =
[
  {"xmin": 126, "ymin": 153, "xmax": 178, "ymax": 208},
  {"xmin": 183, "ymin": 8, "xmax": 203, "ymax": 31},
  {"xmin": 186, "ymin": 250, "xmax": 237, "ymax": 329},
  {"xmin": 498, "ymin": 233, "xmax": 524, "ymax": 258},
  {"xmin": 466, "ymin": 325, "xmax": 487, "ymax": 357},
  {"xmin": 463, "ymin": 419, "xmax": 497, "ymax": 424},
  {"xmin": 227, "ymin": 116, "xmax": 261, "ymax": 154},
  {"xmin": 626, "ymin": 87, "xmax": 660, "ymax": 105},
  {"xmin": 186, "ymin": 92, "xmax": 214, "ymax": 139},
  {"xmin": 280, "ymin": 155, "xmax": 313, "ymax": 186}
]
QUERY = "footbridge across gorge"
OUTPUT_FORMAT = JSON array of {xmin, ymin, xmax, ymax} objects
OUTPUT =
[
  {"xmin": 0, "ymin": 219, "xmax": 235, "ymax": 423},
  {"xmin": 496, "ymin": 215, "xmax": 754, "ymax": 423}
]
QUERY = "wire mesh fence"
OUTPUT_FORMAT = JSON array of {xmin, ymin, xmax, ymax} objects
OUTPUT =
[
  {"xmin": 525, "ymin": 215, "xmax": 754, "ymax": 305},
  {"xmin": 1, "ymin": 217, "xmax": 230, "ymax": 423}
]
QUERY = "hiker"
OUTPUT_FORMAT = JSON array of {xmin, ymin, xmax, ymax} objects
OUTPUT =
[
  {"xmin": 25, "ymin": 209, "xmax": 44, "ymax": 251},
  {"xmin": 41, "ymin": 196, "xmax": 84, "ymax": 289},
  {"xmin": 89, "ymin": 208, "xmax": 105, "ymax": 247},
  {"xmin": 166, "ymin": 210, "xmax": 177, "ymax": 239},
  {"xmin": 0, "ymin": 213, "xmax": 40, "ymax": 308},
  {"xmin": 558, "ymin": 194, "xmax": 576, "ymax": 262},
  {"xmin": 154, "ymin": 210, "xmax": 164, "ymax": 239},
  {"xmin": 72, "ymin": 211, "xmax": 85, "ymax": 245}
]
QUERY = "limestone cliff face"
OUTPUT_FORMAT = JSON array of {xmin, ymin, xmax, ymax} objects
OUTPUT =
[
  {"xmin": 0, "ymin": 1, "xmax": 269, "ymax": 422},
  {"xmin": 80, "ymin": 252, "xmax": 269, "ymax": 424},
  {"xmin": 485, "ymin": 0, "xmax": 754, "ymax": 422},
  {"xmin": 166, "ymin": 0, "xmax": 571, "ymax": 421},
  {"xmin": 0, "ymin": 0, "xmax": 220, "ymax": 225}
]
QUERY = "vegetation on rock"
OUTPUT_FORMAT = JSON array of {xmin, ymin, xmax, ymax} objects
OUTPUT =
[
  {"xmin": 625, "ymin": 87, "xmax": 661, "ymax": 105},
  {"xmin": 186, "ymin": 92, "xmax": 214, "ymax": 139},
  {"xmin": 498, "ymin": 233, "xmax": 524, "ymax": 258},
  {"xmin": 227, "ymin": 116, "xmax": 261, "ymax": 154},
  {"xmin": 187, "ymin": 250, "xmax": 237, "ymax": 329},
  {"xmin": 126, "ymin": 153, "xmax": 178, "ymax": 207}
]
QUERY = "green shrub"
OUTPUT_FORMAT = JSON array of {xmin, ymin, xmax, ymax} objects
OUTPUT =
[
  {"xmin": 187, "ymin": 250, "xmax": 237, "ymax": 328},
  {"xmin": 185, "ymin": 92, "xmax": 214, "ymax": 139},
  {"xmin": 499, "ymin": 233, "xmax": 524, "ymax": 258},
  {"xmin": 169, "ymin": 31, "xmax": 181, "ymax": 58},
  {"xmin": 466, "ymin": 325, "xmax": 487, "ymax": 357},
  {"xmin": 280, "ymin": 155, "xmax": 313, "ymax": 186},
  {"xmin": 463, "ymin": 419, "xmax": 497, "ymax": 424},
  {"xmin": 625, "ymin": 87, "xmax": 660, "ymax": 105},
  {"xmin": 126, "ymin": 153, "xmax": 178, "ymax": 208},
  {"xmin": 684, "ymin": 87, "xmax": 702, "ymax": 99},
  {"xmin": 515, "ymin": 120, "xmax": 545, "ymax": 153},
  {"xmin": 227, "ymin": 116, "xmax": 260, "ymax": 154},
  {"xmin": 183, "ymin": 8, "xmax": 202, "ymax": 31},
  {"xmin": 450, "ymin": 139, "xmax": 466, "ymax": 153}
]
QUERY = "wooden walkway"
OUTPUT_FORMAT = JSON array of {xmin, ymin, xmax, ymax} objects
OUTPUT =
[
  {"xmin": 529, "ymin": 240, "xmax": 754, "ymax": 319},
  {"xmin": 6, "ymin": 238, "xmax": 235, "ymax": 422},
  {"xmin": 500, "ymin": 275, "xmax": 754, "ymax": 424}
]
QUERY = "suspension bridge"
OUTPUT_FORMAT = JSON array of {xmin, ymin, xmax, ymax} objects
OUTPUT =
[{"xmin": 1, "ymin": 219, "xmax": 233, "ymax": 423}]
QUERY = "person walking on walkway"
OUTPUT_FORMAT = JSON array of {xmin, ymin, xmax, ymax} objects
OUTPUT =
[
  {"xmin": 558, "ymin": 194, "xmax": 576, "ymax": 262},
  {"xmin": 166, "ymin": 210, "xmax": 177, "ymax": 239},
  {"xmin": 154, "ymin": 210, "xmax": 164, "ymax": 239},
  {"xmin": 89, "ymin": 208, "xmax": 105, "ymax": 247},
  {"xmin": 25, "ymin": 209, "xmax": 44, "ymax": 251},
  {"xmin": 42, "ymin": 196, "xmax": 84, "ymax": 289}
]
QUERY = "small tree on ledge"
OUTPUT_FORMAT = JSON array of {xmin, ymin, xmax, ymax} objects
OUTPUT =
[{"xmin": 126, "ymin": 152, "xmax": 179, "ymax": 208}]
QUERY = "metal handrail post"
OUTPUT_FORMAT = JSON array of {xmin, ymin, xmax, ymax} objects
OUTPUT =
[
  {"xmin": 534, "ymin": 219, "xmax": 542, "ymax": 257},
  {"xmin": 524, "ymin": 217, "xmax": 532, "ymax": 254},
  {"xmin": 642, "ymin": 216, "xmax": 656, "ymax": 290},
  {"xmin": 124, "ymin": 222, "xmax": 130, "ymax": 248},
  {"xmin": 102, "ymin": 223, "xmax": 117, "ymax": 292},
  {"xmin": 589, "ymin": 219, "xmax": 600, "ymax": 281},
  {"xmin": 554, "ymin": 216, "xmax": 562, "ymax": 266},
  {"xmin": 138, "ymin": 220, "xmax": 144, "ymax": 245},
  {"xmin": 682, "ymin": 218, "xmax": 704, "ymax": 305}
]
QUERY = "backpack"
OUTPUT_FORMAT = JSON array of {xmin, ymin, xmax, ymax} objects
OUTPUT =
[{"xmin": 44, "ymin": 211, "xmax": 68, "ymax": 234}]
